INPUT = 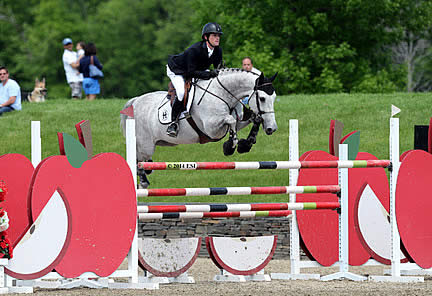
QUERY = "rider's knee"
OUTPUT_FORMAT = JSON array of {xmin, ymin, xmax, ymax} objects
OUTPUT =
[{"xmin": 176, "ymin": 91, "xmax": 185, "ymax": 101}]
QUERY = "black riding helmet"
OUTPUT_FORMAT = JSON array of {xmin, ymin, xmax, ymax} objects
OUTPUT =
[{"xmin": 202, "ymin": 22, "xmax": 223, "ymax": 39}]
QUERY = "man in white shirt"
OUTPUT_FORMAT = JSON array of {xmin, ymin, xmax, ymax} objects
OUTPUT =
[
  {"xmin": 242, "ymin": 57, "xmax": 261, "ymax": 75},
  {"xmin": 62, "ymin": 38, "xmax": 83, "ymax": 99},
  {"xmin": 0, "ymin": 66, "xmax": 21, "ymax": 116}
]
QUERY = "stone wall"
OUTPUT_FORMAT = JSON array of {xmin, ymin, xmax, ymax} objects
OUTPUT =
[{"xmin": 138, "ymin": 215, "xmax": 291, "ymax": 259}]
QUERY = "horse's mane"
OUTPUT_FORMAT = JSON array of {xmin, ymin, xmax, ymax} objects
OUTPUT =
[{"xmin": 218, "ymin": 68, "xmax": 260, "ymax": 77}]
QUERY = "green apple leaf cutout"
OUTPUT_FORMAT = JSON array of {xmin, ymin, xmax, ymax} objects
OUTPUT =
[
  {"xmin": 340, "ymin": 131, "xmax": 360, "ymax": 160},
  {"xmin": 62, "ymin": 133, "xmax": 89, "ymax": 168}
]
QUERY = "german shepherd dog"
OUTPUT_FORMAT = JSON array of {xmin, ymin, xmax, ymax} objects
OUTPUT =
[{"xmin": 28, "ymin": 78, "xmax": 47, "ymax": 102}]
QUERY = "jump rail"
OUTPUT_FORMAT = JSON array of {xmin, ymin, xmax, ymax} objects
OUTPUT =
[
  {"xmin": 137, "ymin": 202, "xmax": 340, "ymax": 213},
  {"xmin": 136, "ymin": 185, "xmax": 340, "ymax": 197},
  {"xmin": 138, "ymin": 160, "xmax": 390, "ymax": 170},
  {"xmin": 138, "ymin": 210, "xmax": 294, "ymax": 220}
]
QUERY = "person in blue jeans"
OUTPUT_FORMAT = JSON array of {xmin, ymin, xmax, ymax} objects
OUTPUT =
[
  {"xmin": 78, "ymin": 43, "xmax": 103, "ymax": 100},
  {"xmin": 0, "ymin": 66, "xmax": 21, "ymax": 116}
]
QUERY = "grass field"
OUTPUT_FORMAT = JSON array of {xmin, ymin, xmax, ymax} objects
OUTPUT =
[{"xmin": 1, "ymin": 93, "xmax": 430, "ymax": 203}]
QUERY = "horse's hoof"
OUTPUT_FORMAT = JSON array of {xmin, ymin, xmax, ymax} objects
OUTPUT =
[
  {"xmin": 223, "ymin": 139, "xmax": 236, "ymax": 156},
  {"xmin": 237, "ymin": 139, "xmax": 253, "ymax": 154},
  {"xmin": 138, "ymin": 181, "xmax": 150, "ymax": 189},
  {"xmin": 144, "ymin": 160, "xmax": 153, "ymax": 175}
]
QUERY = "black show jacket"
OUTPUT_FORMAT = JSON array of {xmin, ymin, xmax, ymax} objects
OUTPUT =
[{"xmin": 168, "ymin": 41, "xmax": 223, "ymax": 80}]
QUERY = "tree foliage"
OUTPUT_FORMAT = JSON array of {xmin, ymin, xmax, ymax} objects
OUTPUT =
[{"xmin": 192, "ymin": 0, "xmax": 408, "ymax": 94}]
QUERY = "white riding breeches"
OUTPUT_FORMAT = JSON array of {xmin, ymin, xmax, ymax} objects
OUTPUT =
[{"xmin": 166, "ymin": 65, "xmax": 185, "ymax": 102}]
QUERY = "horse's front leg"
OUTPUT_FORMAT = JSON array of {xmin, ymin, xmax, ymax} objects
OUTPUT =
[
  {"xmin": 222, "ymin": 115, "xmax": 238, "ymax": 156},
  {"xmin": 238, "ymin": 121, "xmax": 260, "ymax": 154}
]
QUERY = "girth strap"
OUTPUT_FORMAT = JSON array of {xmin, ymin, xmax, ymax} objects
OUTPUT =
[{"xmin": 186, "ymin": 116, "xmax": 221, "ymax": 144}]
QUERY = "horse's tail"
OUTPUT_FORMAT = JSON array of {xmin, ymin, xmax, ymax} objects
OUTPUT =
[{"xmin": 120, "ymin": 97, "xmax": 137, "ymax": 137}]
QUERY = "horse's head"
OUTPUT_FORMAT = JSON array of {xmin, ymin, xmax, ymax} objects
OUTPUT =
[{"xmin": 248, "ymin": 72, "xmax": 278, "ymax": 135}]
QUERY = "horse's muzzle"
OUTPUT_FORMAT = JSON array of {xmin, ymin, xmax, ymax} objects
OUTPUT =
[{"xmin": 265, "ymin": 127, "xmax": 276, "ymax": 135}]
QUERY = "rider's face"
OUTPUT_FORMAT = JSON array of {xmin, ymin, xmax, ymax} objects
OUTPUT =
[{"xmin": 207, "ymin": 33, "xmax": 221, "ymax": 49}]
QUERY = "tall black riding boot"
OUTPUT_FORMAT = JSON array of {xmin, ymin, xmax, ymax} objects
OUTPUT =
[{"xmin": 166, "ymin": 98, "xmax": 184, "ymax": 137}]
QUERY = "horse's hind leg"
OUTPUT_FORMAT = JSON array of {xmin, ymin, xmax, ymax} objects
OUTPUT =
[
  {"xmin": 143, "ymin": 159, "xmax": 154, "ymax": 175},
  {"xmin": 136, "ymin": 159, "xmax": 153, "ymax": 188},
  {"xmin": 137, "ymin": 166, "xmax": 150, "ymax": 189},
  {"xmin": 136, "ymin": 143, "xmax": 156, "ymax": 188}
]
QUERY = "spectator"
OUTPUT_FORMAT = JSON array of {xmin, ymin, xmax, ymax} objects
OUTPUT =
[
  {"xmin": 78, "ymin": 42, "xmax": 103, "ymax": 100},
  {"xmin": 62, "ymin": 38, "xmax": 83, "ymax": 99},
  {"xmin": 0, "ymin": 66, "xmax": 21, "ymax": 116},
  {"xmin": 76, "ymin": 41, "xmax": 85, "ymax": 61},
  {"xmin": 242, "ymin": 57, "xmax": 261, "ymax": 75}
]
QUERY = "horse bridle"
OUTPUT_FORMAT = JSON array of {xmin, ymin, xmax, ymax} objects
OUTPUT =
[{"xmin": 192, "ymin": 75, "xmax": 274, "ymax": 125}]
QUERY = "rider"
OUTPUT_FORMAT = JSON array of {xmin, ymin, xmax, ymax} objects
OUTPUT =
[{"xmin": 166, "ymin": 22, "xmax": 224, "ymax": 137}]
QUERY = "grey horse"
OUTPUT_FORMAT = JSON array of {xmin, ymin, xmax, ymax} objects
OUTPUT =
[{"xmin": 121, "ymin": 68, "xmax": 278, "ymax": 188}]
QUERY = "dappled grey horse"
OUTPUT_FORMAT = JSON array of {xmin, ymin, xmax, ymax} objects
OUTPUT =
[{"xmin": 120, "ymin": 68, "xmax": 278, "ymax": 188}]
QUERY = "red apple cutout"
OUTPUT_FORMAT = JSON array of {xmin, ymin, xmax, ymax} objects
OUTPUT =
[
  {"xmin": 29, "ymin": 132, "xmax": 137, "ymax": 278},
  {"xmin": 296, "ymin": 125, "xmax": 390, "ymax": 266},
  {"xmin": 396, "ymin": 150, "xmax": 432, "ymax": 268},
  {"xmin": 0, "ymin": 154, "xmax": 34, "ymax": 245},
  {"xmin": 5, "ymin": 189, "xmax": 72, "ymax": 279}
]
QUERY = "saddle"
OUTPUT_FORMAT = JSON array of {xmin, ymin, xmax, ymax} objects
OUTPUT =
[
  {"xmin": 167, "ymin": 80, "xmax": 191, "ymax": 108},
  {"xmin": 163, "ymin": 79, "xmax": 225, "ymax": 145}
]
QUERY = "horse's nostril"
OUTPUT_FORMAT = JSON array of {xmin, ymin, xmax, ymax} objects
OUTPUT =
[{"xmin": 266, "ymin": 128, "xmax": 274, "ymax": 135}]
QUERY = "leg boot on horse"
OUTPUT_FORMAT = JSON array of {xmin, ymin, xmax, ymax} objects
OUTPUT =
[
  {"xmin": 137, "ymin": 166, "xmax": 151, "ymax": 188},
  {"xmin": 167, "ymin": 97, "xmax": 184, "ymax": 137}
]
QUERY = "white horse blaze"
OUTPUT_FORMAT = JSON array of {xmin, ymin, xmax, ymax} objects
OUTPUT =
[{"xmin": 6, "ymin": 190, "xmax": 70, "ymax": 279}]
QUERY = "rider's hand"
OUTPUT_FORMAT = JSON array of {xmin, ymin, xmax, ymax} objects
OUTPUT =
[{"xmin": 209, "ymin": 70, "xmax": 219, "ymax": 78}]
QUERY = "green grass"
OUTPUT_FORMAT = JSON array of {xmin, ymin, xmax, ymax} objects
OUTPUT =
[{"xmin": 1, "ymin": 93, "xmax": 430, "ymax": 203}]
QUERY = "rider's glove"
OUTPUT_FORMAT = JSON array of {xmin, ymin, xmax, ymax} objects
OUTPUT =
[{"xmin": 209, "ymin": 70, "xmax": 219, "ymax": 78}]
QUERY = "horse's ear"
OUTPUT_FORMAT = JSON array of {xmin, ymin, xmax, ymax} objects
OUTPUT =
[
  {"xmin": 269, "ymin": 72, "xmax": 278, "ymax": 82},
  {"xmin": 256, "ymin": 72, "xmax": 265, "ymax": 85}
]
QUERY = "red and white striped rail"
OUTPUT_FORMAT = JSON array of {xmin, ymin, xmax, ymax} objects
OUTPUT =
[
  {"xmin": 138, "ymin": 210, "xmax": 294, "ymax": 221},
  {"xmin": 138, "ymin": 160, "xmax": 390, "ymax": 170},
  {"xmin": 137, "ymin": 202, "xmax": 340, "ymax": 213},
  {"xmin": 136, "ymin": 185, "xmax": 340, "ymax": 197}
]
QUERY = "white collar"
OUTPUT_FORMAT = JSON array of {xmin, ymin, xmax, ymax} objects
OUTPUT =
[{"xmin": 207, "ymin": 46, "xmax": 214, "ymax": 57}]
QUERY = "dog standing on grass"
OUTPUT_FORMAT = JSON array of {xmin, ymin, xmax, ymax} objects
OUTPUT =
[{"xmin": 28, "ymin": 78, "xmax": 47, "ymax": 102}]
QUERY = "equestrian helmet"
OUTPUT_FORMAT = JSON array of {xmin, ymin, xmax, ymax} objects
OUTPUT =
[{"xmin": 202, "ymin": 22, "xmax": 223, "ymax": 38}]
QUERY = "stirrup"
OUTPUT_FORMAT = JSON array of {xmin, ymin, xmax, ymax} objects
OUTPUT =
[
  {"xmin": 166, "ymin": 122, "xmax": 179, "ymax": 137},
  {"xmin": 183, "ymin": 111, "xmax": 191, "ymax": 119}
]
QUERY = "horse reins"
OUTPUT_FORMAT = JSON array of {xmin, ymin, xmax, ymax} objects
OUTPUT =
[{"xmin": 192, "ymin": 74, "xmax": 274, "ymax": 125}]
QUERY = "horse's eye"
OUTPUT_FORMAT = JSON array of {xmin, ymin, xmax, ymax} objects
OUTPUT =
[{"xmin": 259, "ymin": 97, "xmax": 265, "ymax": 102}]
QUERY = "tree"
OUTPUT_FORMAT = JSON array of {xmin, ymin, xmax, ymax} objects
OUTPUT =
[
  {"xmin": 89, "ymin": 0, "xmax": 195, "ymax": 98},
  {"xmin": 191, "ymin": 0, "xmax": 404, "ymax": 94},
  {"xmin": 390, "ymin": 0, "xmax": 432, "ymax": 92},
  {"xmin": 0, "ymin": 0, "xmax": 38, "ymax": 86}
]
